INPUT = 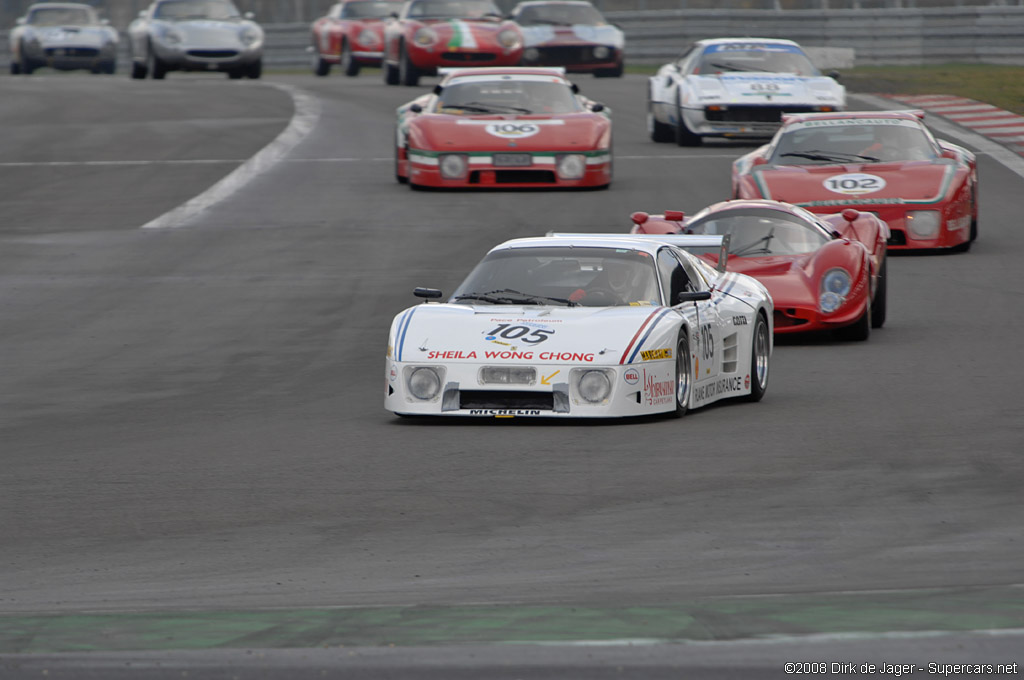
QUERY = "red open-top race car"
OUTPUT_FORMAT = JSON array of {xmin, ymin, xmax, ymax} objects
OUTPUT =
[
  {"xmin": 631, "ymin": 199, "xmax": 888, "ymax": 341},
  {"xmin": 732, "ymin": 110, "xmax": 978, "ymax": 251}
]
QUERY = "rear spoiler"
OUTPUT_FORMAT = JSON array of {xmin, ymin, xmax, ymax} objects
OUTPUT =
[
  {"xmin": 545, "ymin": 232, "xmax": 731, "ymax": 273},
  {"xmin": 438, "ymin": 66, "xmax": 566, "ymax": 76}
]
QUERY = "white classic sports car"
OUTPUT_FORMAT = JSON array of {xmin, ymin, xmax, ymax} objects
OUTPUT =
[
  {"xmin": 9, "ymin": 2, "xmax": 118, "ymax": 75},
  {"xmin": 647, "ymin": 38, "xmax": 845, "ymax": 146},
  {"xmin": 128, "ymin": 0, "xmax": 264, "ymax": 79},
  {"xmin": 385, "ymin": 234, "xmax": 773, "ymax": 418}
]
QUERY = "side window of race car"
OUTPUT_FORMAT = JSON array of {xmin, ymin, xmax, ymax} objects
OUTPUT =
[
  {"xmin": 676, "ymin": 46, "xmax": 697, "ymax": 73},
  {"xmin": 657, "ymin": 249, "xmax": 695, "ymax": 305}
]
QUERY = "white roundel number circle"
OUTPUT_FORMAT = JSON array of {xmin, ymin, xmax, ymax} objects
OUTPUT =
[
  {"xmin": 823, "ymin": 173, "xmax": 886, "ymax": 196},
  {"xmin": 485, "ymin": 122, "xmax": 540, "ymax": 139}
]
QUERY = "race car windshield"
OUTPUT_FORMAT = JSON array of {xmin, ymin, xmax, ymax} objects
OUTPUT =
[
  {"xmin": 407, "ymin": 0, "xmax": 501, "ymax": 19},
  {"xmin": 28, "ymin": 7, "xmax": 96, "ymax": 25},
  {"xmin": 341, "ymin": 1, "xmax": 400, "ymax": 18},
  {"xmin": 695, "ymin": 46, "xmax": 818, "ymax": 76},
  {"xmin": 154, "ymin": 0, "xmax": 241, "ymax": 20},
  {"xmin": 686, "ymin": 208, "xmax": 830, "ymax": 256},
  {"xmin": 438, "ymin": 80, "xmax": 581, "ymax": 114},
  {"xmin": 451, "ymin": 247, "xmax": 661, "ymax": 307},
  {"xmin": 515, "ymin": 3, "xmax": 605, "ymax": 26},
  {"xmin": 773, "ymin": 122, "xmax": 938, "ymax": 164}
]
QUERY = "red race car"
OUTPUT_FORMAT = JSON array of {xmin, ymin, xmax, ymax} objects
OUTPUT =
[
  {"xmin": 732, "ymin": 111, "xmax": 978, "ymax": 251},
  {"xmin": 631, "ymin": 200, "xmax": 887, "ymax": 341},
  {"xmin": 395, "ymin": 66, "xmax": 612, "ymax": 189},
  {"xmin": 310, "ymin": 0, "xmax": 403, "ymax": 76},
  {"xmin": 382, "ymin": 0, "xmax": 523, "ymax": 86}
]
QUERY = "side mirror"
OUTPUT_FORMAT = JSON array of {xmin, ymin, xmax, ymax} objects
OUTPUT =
[
  {"xmin": 414, "ymin": 287, "xmax": 443, "ymax": 299},
  {"xmin": 828, "ymin": 69, "xmax": 841, "ymax": 81},
  {"xmin": 410, "ymin": 103, "xmax": 423, "ymax": 113},
  {"xmin": 390, "ymin": 11, "xmax": 399, "ymax": 18},
  {"xmin": 432, "ymin": 84, "xmax": 443, "ymax": 95},
  {"xmin": 244, "ymin": 11, "xmax": 255, "ymax": 19},
  {"xmin": 139, "ymin": 9, "xmax": 146, "ymax": 17},
  {"xmin": 591, "ymin": 103, "xmax": 605, "ymax": 113},
  {"xmin": 678, "ymin": 291, "xmax": 711, "ymax": 303},
  {"xmin": 101, "ymin": 18, "xmax": 110, "ymax": 25},
  {"xmin": 571, "ymin": 83, "xmax": 579, "ymax": 94},
  {"xmin": 16, "ymin": 16, "xmax": 25, "ymax": 24}
]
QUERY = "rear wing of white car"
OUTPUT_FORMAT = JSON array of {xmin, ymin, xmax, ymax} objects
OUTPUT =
[{"xmin": 546, "ymin": 233, "xmax": 731, "ymax": 273}]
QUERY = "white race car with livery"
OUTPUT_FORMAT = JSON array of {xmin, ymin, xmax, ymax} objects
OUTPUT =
[
  {"xmin": 647, "ymin": 38, "xmax": 845, "ymax": 146},
  {"xmin": 385, "ymin": 234, "xmax": 773, "ymax": 418}
]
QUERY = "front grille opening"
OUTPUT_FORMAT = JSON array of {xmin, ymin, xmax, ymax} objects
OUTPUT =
[
  {"xmin": 705, "ymin": 106, "xmax": 817, "ymax": 123},
  {"xmin": 469, "ymin": 170, "xmax": 557, "ymax": 184},
  {"xmin": 774, "ymin": 310, "xmax": 809, "ymax": 328},
  {"xmin": 441, "ymin": 52, "xmax": 496, "ymax": 62},
  {"xmin": 46, "ymin": 47, "xmax": 98, "ymax": 57},
  {"xmin": 187, "ymin": 49, "xmax": 239, "ymax": 58},
  {"xmin": 460, "ymin": 390, "xmax": 554, "ymax": 410},
  {"xmin": 887, "ymin": 229, "xmax": 907, "ymax": 246}
]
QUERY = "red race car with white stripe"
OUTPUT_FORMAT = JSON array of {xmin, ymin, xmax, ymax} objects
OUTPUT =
[
  {"xmin": 395, "ymin": 67, "xmax": 612, "ymax": 189},
  {"xmin": 732, "ymin": 110, "xmax": 978, "ymax": 251},
  {"xmin": 382, "ymin": 0, "xmax": 523, "ymax": 86},
  {"xmin": 630, "ymin": 200, "xmax": 887, "ymax": 341},
  {"xmin": 385, "ymin": 235, "xmax": 773, "ymax": 418},
  {"xmin": 310, "ymin": 0, "xmax": 402, "ymax": 76}
]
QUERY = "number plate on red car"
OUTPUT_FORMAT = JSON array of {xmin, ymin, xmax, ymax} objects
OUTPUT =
[{"xmin": 493, "ymin": 153, "xmax": 532, "ymax": 167}]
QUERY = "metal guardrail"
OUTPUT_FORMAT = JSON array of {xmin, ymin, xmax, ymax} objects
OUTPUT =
[{"xmin": 3, "ymin": 6, "xmax": 1024, "ymax": 73}]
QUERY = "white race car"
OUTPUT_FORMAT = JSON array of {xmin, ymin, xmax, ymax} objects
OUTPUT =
[
  {"xmin": 384, "ymin": 234, "xmax": 773, "ymax": 418},
  {"xmin": 647, "ymin": 38, "xmax": 845, "ymax": 146}
]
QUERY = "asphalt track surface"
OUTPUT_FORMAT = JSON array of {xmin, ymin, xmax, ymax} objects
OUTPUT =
[{"xmin": 1, "ymin": 73, "xmax": 1023, "ymax": 678}]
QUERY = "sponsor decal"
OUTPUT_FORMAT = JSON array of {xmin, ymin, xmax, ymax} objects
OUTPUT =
[
  {"xmin": 469, "ymin": 409, "xmax": 542, "ymax": 416},
  {"xmin": 468, "ymin": 350, "xmax": 597, "ymax": 362},
  {"xmin": 948, "ymin": 215, "xmax": 971, "ymax": 231},
  {"xmin": 624, "ymin": 367, "xmax": 640, "ymax": 385},
  {"xmin": 732, "ymin": 316, "xmax": 748, "ymax": 325},
  {"xmin": 707, "ymin": 43, "xmax": 803, "ymax": 54},
  {"xmin": 744, "ymin": 374, "xmax": 750, "ymax": 389},
  {"xmin": 426, "ymin": 350, "xmax": 477, "ymax": 360},
  {"xmin": 800, "ymin": 198, "xmax": 906, "ymax": 207},
  {"xmin": 795, "ymin": 118, "xmax": 920, "ymax": 130},
  {"xmin": 640, "ymin": 348, "xmax": 672, "ymax": 361},
  {"xmin": 693, "ymin": 376, "xmax": 746, "ymax": 402},
  {"xmin": 387, "ymin": 344, "xmax": 393, "ymax": 358},
  {"xmin": 485, "ymin": 323, "xmax": 554, "ymax": 345},
  {"xmin": 389, "ymin": 365, "xmax": 397, "ymax": 382},
  {"xmin": 823, "ymin": 173, "xmax": 887, "ymax": 196},
  {"xmin": 643, "ymin": 369, "xmax": 675, "ymax": 407}
]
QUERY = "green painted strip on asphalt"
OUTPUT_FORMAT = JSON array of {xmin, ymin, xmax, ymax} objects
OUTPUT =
[{"xmin": 2, "ymin": 586, "xmax": 1023, "ymax": 653}]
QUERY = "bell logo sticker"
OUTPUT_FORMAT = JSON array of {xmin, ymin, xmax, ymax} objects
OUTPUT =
[
  {"xmin": 823, "ymin": 173, "xmax": 886, "ymax": 196},
  {"xmin": 485, "ymin": 122, "xmax": 540, "ymax": 139}
]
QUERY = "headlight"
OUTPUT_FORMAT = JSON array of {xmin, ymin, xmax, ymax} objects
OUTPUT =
[
  {"xmin": 820, "ymin": 268, "xmax": 851, "ymax": 314},
  {"xmin": 413, "ymin": 27, "xmax": 437, "ymax": 46},
  {"xmin": 439, "ymin": 154, "xmax": 468, "ymax": 179},
  {"xmin": 593, "ymin": 45, "xmax": 610, "ymax": 59},
  {"xmin": 357, "ymin": 29, "xmax": 379, "ymax": 47},
  {"xmin": 480, "ymin": 366, "xmax": 536, "ymax": 385},
  {"xmin": 407, "ymin": 366, "xmax": 442, "ymax": 400},
  {"xmin": 577, "ymin": 370, "xmax": 612, "ymax": 404},
  {"xmin": 497, "ymin": 28, "xmax": 521, "ymax": 49},
  {"xmin": 556, "ymin": 154, "xmax": 586, "ymax": 180},
  {"xmin": 906, "ymin": 210, "xmax": 941, "ymax": 238},
  {"xmin": 156, "ymin": 25, "xmax": 183, "ymax": 44},
  {"xmin": 239, "ymin": 27, "xmax": 262, "ymax": 46}
]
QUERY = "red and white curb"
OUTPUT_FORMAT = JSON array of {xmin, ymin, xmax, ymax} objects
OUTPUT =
[{"xmin": 884, "ymin": 94, "xmax": 1024, "ymax": 157}]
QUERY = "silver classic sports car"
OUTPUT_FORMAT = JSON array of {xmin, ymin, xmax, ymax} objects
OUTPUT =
[
  {"xmin": 9, "ymin": 3, "xmax": 118, "ymax": 75},
  {"xmin": 128, "ymin": 0, "xmax": 263, "ymax": 79}
]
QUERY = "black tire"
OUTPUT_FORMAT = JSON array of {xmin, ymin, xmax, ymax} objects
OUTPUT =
[
  {"xmin": 399, "ymin": 44, "xmax": 419, "ymax": 86},
  {"xmin": 130, "ymin": 52, "xmax": 147, "ymax": 79},
  {"xmin": 103, "ymin": 60, "xmax": 116, "ymax": 75},
  {"xmin": 341, "ymin": 40, "xmax": 360, "ymax": 76},
  {"xmin": 147, "ymin": 44, "xmax": 166, "ymax": 79},
  {"xmin": 746, "ymin": 312, "xmax": 770, "ymax": 402},
  {"xmin": 669, "ymin": 330, "xmax": 692, "ymax": 418},
  {"xmin": 10, "ymin": 60, "xmax": 20, "ymax": 75},
  {"xmin": 674, "ymin": 93, "xmax": 701, "ymax": 147},
  {"xmin": 313, "ymin": 49, "xmax": 331, "ymax": 76},
  {"xmin": 383, "ymin": 58, "xmax": 399, "ymax": 85},
  {"xmin": 836, "ymin": 305, "xmax": 871, "ymax": 342},
  {"xmin": 246, "ymin": 59, "xmax": 262, "ymax": 79},
  {"xmin": 969, "ymin": 182, "xmax": 978, "ymax": 243},
  {"xmin": 19, "ymin": 44, "xmax": 34, "ymax": 75},
  {"xmin": 648, "ymin": 87, "xmax": 673, "ymax": 143},
  {"xmin": 396, "ymin": 141, "xmax": 408, "ymax": 184},
  {"xmin": 871, "ymin": 257, "xmax": 887, "ymax": 329}
]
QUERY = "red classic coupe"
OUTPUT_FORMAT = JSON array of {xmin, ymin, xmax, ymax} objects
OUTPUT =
[
  {"xmin": 382, "ymin": 0, "xmax": 523, "ymax": 86},
  {"xmin": 310, "ymin": 0, "xmax": 402, "ymax": 76},
  {"xmin": 732, "ymin": 111, "xmax": 978, "ymax": 251},
  {"xmin": 631, "ymin": 200, "xmax": 888, "ymax": 341},
  {"xmin": 395, "ymin": 67, "xmax": 611, "ymax": 189}
]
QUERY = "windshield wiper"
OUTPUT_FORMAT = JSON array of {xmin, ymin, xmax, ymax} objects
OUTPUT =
[
  {"xmin": 731, "ymin": 228, "xmax": 775, "ymax": 257},
  {"xmin": 454, "ymin": 289, "xmax": 576, "ymax": 306},
  {"xmin": 459, "ymin": 101, "xmax": 533, "ymax": 114},
  {"xmin": 781, "ymin": 149, "xmax": 880, "ymax": 163},
  {"xmin": 707, "ymin": 62, "xmax": 765, "ymax": 73}
]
